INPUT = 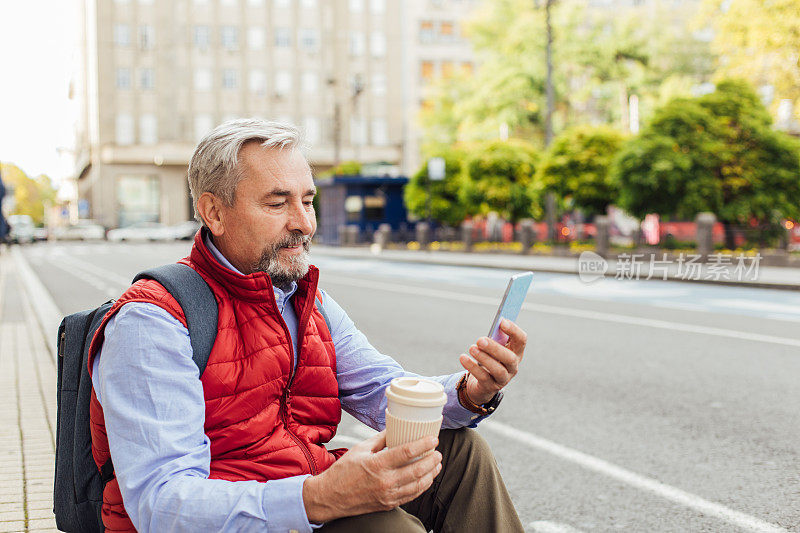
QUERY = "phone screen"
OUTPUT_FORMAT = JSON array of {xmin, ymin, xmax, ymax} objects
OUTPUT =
[{"xmin": 488, "ymin": 272, "xmax": 533, "ymax": 344}]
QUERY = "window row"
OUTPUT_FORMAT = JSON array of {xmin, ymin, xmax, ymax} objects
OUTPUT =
[
  {"xmin": 420, "ymin": 60, "xmax": 474, "ymax": 81},
  {"xmin": 348, "ymin": 31, "xmax": 386, "ymax": 57},
  {"xmin": 113, "ymin": 24, "xmax": 155, "ymax": 48},
  {"xmin": 193, "ymin": 26, "xmax": 320, "ymax": 51},
  {"xmin": 116, "ymin": 68, "xmax": 155, "ymax": 90},
  {"xmin": 115, "ymin": 113, "xmax": 390, "ymax": 148},
  {"xmin": 191, "ymin": 68, "xmax": 387, "ymax": 97},
  {"xmin": 170, "ymin": 0, "xmax": 386, "ymax": 12},
  {"xmin": 418, "ymin": 20, "xmax": 461, "ymax": 44}
]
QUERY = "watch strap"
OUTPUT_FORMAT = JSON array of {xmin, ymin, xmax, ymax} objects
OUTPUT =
[{"xmin": 456, "ymin": 373, "xmax": 502, "ymax": 415}]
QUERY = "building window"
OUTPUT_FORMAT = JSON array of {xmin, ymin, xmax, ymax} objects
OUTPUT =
[
  {"xmin": 364, "ymin": 195, "xmax": 386, "ymax": 221},
  {"xmin": 194, "ymin": 68, "xmax": 212, "ymax": 91},
  {"xmin": 275, "ymin": 70, "xmax": 292, "ymax": 96},
  {"xmin": 113, "ymin": 24, "xmax": 130, "ymax": 46},
  {"xmin": 194, "ymin": 25, "xmax": 210, "ymax": 49},
  {"xmin": 372, "ymin": 73, "xmax": 386, "ymax": 95},
  {"xmin": 195, "ymin": 114, "xmax": 214, "ymax": 142},
  {"xmin": 349, "ymin": 0, "xmax": 363, "ymax": 12},
  {"xmin": 247, "ymin": 27, "xmax": 265, "ymax": 50},
  {"xmin": 116, "ymin": 114, "xmax": 134, "ymax": 145},
  {"xmin": 139, "ymin": 68, "xmax": 155, "ymax": 89},
  {"xmin": 350, "ymin": 117, "xmax": 366, "ymax": 145},
  {"xmin": 274, "ymin": 0, "xmax": 291, "ymax": 6},
  {"xmin": 138, "ymin": 25, "xmax": 155, "ymax": 49},
  {"xmin": 274, "ymin": 27, "xmax": 291, "ymax": 47},
  {"xmin": 370, "ymin": 31, "xmax": 385, "ymax": 57},
  {"xmin": 349, "ymin": 32, "xmax": 364, "ymax": 56},
  {"xmin": 419, "ymin": 21, "xmax": 434, "ymax": 43},
  {"xmin": 117, "ymin": 175, "xmax": 160, "ymax": 226},
  {"xmin": 193, "ymin": 0, "xmax": 210, "ymax": 4},
  {"xmin": 140, "ymin": 114, "xmax": 158, "ymax": 145},
  {"xmin": 139, "ymin": 0, "xmax": 154, "ymax": 4},
  {"xmin": 345, "ymin": 196, "xmax": 362, "ymax": 222},
  {"xmin": 247, "ymin": 0, "xmax": 265, "ymax": 5},
  {"xmin": 299, "ymin": 29, "xmax": 319, "ymax": 51},
  {"xmin": 249, "ymin": 69, "xmax": 267, "ymax": 94},
  {"xmin": 420, "ymin": 61, "xmax": 434, "ymax": 81},
  {"xmin": 301, "ymin": 71, "xmax": 318, "ymax": 94},
  {"xmin": 441, "ymin": 61, "xmax": 454, "ymax": 78},
  {"xmin": 116, "ymin": 68, "xmax": 131, "ymax": 89},
  {"xmin": 371, "ymin": 118, "xmax": 388, "ymax": 146},
  {"xmin": 370, "ymin": 0, "xmax": 385, "ymax": 13},
  {"xmin": 221, "ymin": 26, "xmax": 239, "ymax": 50},
  {"xmin": 439, "ymin": 21, "xmax": 455, "ymax": 41},
  {"xmin": 301, "ymin": 0, "xmax": 317, "ymax": 7},
  {"xmin": 461, "ymin": 61, "xmax": 474, "ymax": 75},
  {"xmin": 222, "ymin": 69, "xmax": 239, "ymax": 89},
  {"xmin": 221, "ymin": 0, "xmax": 238, "ymax": 5},
  {"xmin": 303, "ymin": 116, "xmax": 320, "ymax": 144}
]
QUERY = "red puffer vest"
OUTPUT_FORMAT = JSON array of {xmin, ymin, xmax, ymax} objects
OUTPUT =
[{"xmin": 87, "ymin": 231, "xmax": 343, "ymax": 532}]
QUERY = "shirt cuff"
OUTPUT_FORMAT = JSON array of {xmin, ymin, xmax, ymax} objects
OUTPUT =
[
  {"xmin": 441, "ymin": 372, "xmax": 491, "ymax": 429},
  {"xmin": 263, "ymin": 474, "xmax": 318, "ymax": 532}
]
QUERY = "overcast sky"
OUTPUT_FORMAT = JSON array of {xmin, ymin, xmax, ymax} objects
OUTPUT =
[{"xmin": 0, "ymin": 0, "xmax": 80, "ymax": 184}]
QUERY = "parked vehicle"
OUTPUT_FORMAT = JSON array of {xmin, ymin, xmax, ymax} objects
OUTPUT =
[
  {"xmin": 107, "ymin": 221, "xmax": 173, "ymax": 242},
  {"xmin": 8, "ymin": 215, "xmax": 35, "ymax": 244},
  {"xmin": 168, "ymin": 220, "xmax": 201, "ymax": 240},
  {"xmin": 52, "ymin": 220, "xmax": 107, "ymax": 241},
  {"xmin": 33, "ymin": 227, "xmax": 49, "ymax": 241}
]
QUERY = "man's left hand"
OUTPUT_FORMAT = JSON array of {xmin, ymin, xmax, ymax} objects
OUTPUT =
[{"xmin": 458, "ymin": 319, "xmax": 528, "ymax": 406}]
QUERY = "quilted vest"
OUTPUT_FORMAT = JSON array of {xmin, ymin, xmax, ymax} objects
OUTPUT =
[{"xmin": 87, "ymin": 231, "xmax": 342, "ymax": 532}]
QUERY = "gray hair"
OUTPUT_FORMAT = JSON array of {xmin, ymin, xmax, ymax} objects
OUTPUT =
[{"xmin": 188, "ymin": 118, "xmax": 304, "ymax": 222}]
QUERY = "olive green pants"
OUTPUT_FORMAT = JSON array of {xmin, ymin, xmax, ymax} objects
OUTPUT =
[{"xmin": 318, "ymin": 428, "xmax": 524, "ymax": 533}]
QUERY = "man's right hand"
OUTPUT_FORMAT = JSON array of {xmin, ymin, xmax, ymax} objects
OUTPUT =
[{"xmin": 302, "ymin": 431, "xmax": 442, "ymax": 524}]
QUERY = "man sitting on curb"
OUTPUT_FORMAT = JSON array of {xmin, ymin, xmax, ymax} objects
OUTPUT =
[{"xmin": 87, "ymin": 119, "xmax": 529, "ymax": 532}]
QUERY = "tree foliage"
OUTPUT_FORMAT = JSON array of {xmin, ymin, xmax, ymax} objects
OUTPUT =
[
  {"xmin": 0, "ymin": 162, "xmax": 56, "ymax": 225},
  {"xmin": 538, "ymin": 125, "xmax": 626, "ymax": 217},
  {"xmin": 613, "ymin": 80, "xmax": 800, "ymax": 226},
  {"xmin": 460, "ymin": 139, "xmax": 540, "ymax": 222},
  {"xmin": 404, "ymin": 148, "xmax": 468, "ymax": 227},
  {"xmin": 698, "ymin": 0, "xmax": 800, "ymax": 126}
]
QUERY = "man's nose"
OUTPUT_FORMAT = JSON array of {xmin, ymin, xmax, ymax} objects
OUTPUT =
[{"xmin": 288, "ymin": 202, "xmax": 314, "ymax": 234}]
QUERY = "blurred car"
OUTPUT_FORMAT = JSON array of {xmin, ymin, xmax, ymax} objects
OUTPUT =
[
  {"xmin": 8, "ymin": 215, "xmax": 35, "ymax": 244},
  {"xmin": 168, "ymin": 220, "xmax": 201, "ymax": 240},
  {"xmin": 107, "ymin": 221, "xmax": 174, "ymax": 242},
  {"xmin": 53, "ymin": 220, "xmax": 106, "ymax": 241},
  {"xmin": 33, "ymin": 227, "xmax": 49, "ymax": 241}
]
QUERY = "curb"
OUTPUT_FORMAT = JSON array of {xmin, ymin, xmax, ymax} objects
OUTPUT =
[
  {"xmin": 312, "ymin": 246, "xmax": 800, "ymax": 292},
  {"xmin": 11, "ymin": 246, "xmax": 63, "ymax": 359}
]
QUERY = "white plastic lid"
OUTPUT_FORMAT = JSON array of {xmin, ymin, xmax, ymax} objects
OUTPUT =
[{"xmin": 385, "ymin": 377, "xmax": 447, "ymax": 407}]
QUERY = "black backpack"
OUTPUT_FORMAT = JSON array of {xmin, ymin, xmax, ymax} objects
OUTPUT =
[
  {"xmin": 53, "ymin": 264, "xmax": 218, "ymax": 533},
  {"xmin": 53, "ymin": 263, "xmax": 333, "ymax": 532}
]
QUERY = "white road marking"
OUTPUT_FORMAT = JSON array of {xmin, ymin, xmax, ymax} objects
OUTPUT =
[
  {"xmin": 322, "ymin": 275, "xmax": 800, "ymax": 349},
  {"xmin": 528, "ymin": 521, "xmax": 586, "ymax": 533},
  {"xmin": 483, "ymin": 420, "xmax": 789, "ymax": 533}
]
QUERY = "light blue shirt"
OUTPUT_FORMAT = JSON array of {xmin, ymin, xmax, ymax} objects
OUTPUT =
[{"xmin": 92, "ymin": 236, "xmax": 487, "ymax": 533}]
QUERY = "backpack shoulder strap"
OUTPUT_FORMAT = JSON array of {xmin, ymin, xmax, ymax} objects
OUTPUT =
[
  {"xmin": 315, "ymin": 291, "xmax": 332, "ymax": 334},
  {"xmin": 133, "ymin": 264, "xmax": 218, "ymax": 376}
]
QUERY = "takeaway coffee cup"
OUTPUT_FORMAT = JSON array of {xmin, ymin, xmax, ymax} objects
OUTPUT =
[{"xmin": 385, "ymin": 377, "xmax": 447, "ymax": 448}]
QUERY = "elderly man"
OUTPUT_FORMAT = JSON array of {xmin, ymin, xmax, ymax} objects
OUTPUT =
[{"xmin": 88, "ymin": 119, "xmax": 528, "ymax": 532}]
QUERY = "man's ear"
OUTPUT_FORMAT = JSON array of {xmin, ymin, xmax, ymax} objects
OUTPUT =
[{"xmin": 196, "ymin": 192, "xmax": 225, "ymax": 237}]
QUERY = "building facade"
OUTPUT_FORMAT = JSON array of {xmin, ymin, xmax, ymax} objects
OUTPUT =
[{"xmin": 74, "ymin": 0, "xmax": 478, "ymax": 228}]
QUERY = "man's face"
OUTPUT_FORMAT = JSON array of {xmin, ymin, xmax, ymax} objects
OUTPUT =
[{"xmin": 213, "ymin": 142, "xmax": 317, "ymax": 286}]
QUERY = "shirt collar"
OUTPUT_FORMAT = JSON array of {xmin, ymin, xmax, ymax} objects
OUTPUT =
[{"xmin": 203, "ymin": 231, "xmax": 298, "ymax": 304}]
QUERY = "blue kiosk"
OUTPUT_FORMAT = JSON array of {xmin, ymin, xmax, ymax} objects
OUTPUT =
[{"xmin": 315, "ymin": 174, "xmax": 412, "ymax": 245}]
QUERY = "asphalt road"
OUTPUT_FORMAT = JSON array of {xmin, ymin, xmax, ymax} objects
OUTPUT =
[{"xmin": 19, "ymin": 241, "xmax": 800, "ymax": 533}]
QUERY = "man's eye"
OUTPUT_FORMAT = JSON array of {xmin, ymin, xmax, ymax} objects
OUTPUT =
[{"xmin": 268, "ymin": 203, "xmax": 286, "ymax": 208}]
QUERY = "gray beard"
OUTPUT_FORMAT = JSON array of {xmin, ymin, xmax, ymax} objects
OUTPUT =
[{"xmin": 253, "ymin": 233, "xmax": 311, "ymax": 291}]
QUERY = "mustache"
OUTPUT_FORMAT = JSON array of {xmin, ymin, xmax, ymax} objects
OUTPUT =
[{"xmin": 275, "ymin": 233, "xmax": 311, "ymax": 250}]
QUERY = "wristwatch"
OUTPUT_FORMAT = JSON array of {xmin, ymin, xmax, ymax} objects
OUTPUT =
[{"xmin": 456, "ymin": 373, "xmax": 503, "ymax": 416}]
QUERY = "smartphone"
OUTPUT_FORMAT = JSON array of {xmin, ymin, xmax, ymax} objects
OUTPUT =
[{"xmin": 488, "ymin": 272, "xmax": 534, "ymax": 344}]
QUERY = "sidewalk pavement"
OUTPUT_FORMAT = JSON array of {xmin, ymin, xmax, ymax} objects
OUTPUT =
[
  {"xmin": 313, "ymin": 245, "xmax": 800, "ymax": 291},
  {"xmin": 0, "ymin": 247, "xmax": 59, "ymax": 533}
]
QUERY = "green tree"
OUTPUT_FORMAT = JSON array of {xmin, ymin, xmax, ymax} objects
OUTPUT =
[
  {"xmin": 613, "ymin": 80, "xmax": 800, "ymax": 246},
  {"xmin": 404, "ymin": 148, "xmax": 468, "ymax": 227},
  {"xmin": 698, "ymin": 0, "xmax": 800, "ymax": 126},
  {"xmin": 0, "ymin": 162, "xmax": 56, "ymax": 225},
  {"xmin": 538, "ymin": 125, "xmax": 626, "ymax": 217},
  {"xmin": 460, "ymin": 139, "xmax": 540, "ymax": 222}
]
